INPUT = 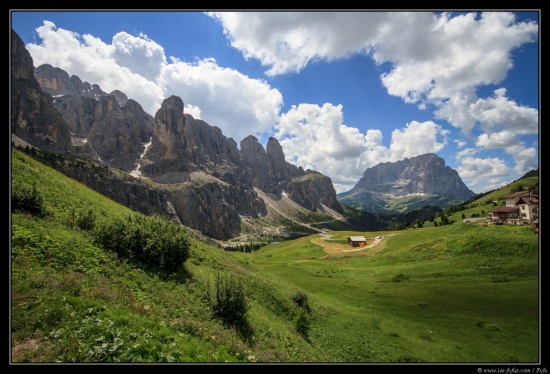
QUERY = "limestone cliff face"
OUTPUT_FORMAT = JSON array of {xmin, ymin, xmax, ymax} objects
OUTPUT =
[
  {"xmin": 352, "ymin": 153, "xmax": 474, "ymax": 199},
  {"xmin": 240, "ymin": 135, "xmax": 341, "ymax": 212},
  {"xmin": 240, "ymin": 135, "xmax": 304, "ymax": 195},
  {"xmin": 139, "ymin": 96, "xmax": 267, "ymax": 238},
  {"xmin": 52, "ymin": 95, "xmax": 98, "ymax": 138},
  {"xmin": 140, "ymin": 95, "xmax": 247, "ymax": 185},
  {"xmin": 286, "ymin": 171, "xmax": 343, "ymax": 212},
  {"xmin": 86, "ymin": 95, "xmax": 154, "ymax": 171},
  {"xmin": 35, "ymin": 63, "xmax": 105, "ymax": 100},
  {"xmin": 240, "ymin": 135, "xmax": 273, "ymax": 193},
  {"xmin": 34, "ymin": 62, "xmax": 154, "ymax": 171},
  {"xmin": 11, "ymin": 29, "xmax": 72, "ymax": 153},
  {"xmin": 35, "ymin": 64, "xmax": 130, "ymax": 108},
  {"xmin": 171, "ymin": 179, "xmax": 267, "ymax": 240}
]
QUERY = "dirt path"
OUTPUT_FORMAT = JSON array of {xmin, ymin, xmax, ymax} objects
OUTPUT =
[{"xmin": 306, "ymin": 233, "xmax": 397, "ymax": 260}]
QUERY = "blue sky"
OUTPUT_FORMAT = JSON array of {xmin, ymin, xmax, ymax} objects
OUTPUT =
[{"xmin": 10, "ymin": 11, "xmax": 539, "ymax": 194}]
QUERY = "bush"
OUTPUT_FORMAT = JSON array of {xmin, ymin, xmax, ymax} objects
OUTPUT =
[
  {"xmin": 392, "ymin": 273, "xmax": 410, "ymax": 282},
  {"xmin": 294, "ymin": 309, "xmax": 310, "ymax": 339},
  {"xmin": 207, "ymin": 273, "xmax": 249, "ymax": 329},
  {"xmin": 291, "ymin": 291, "xmax": 311, "ymax": 313},
  {"xmin": 67, "ymin": 207, "xmax": 97, "ymax": 231},
  {"xmin": 12, "ymin": 183, "xmax": 47, "ymax": 217},
  {"xmin": 91, "ymin": 213, "xmax": 190, "ymax": 274}
]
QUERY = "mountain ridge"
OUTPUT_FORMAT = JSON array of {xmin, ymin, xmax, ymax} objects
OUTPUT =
[
  {"xmin": 12, "ymin": 27, "xmax": 478, "ymax": 238},
  {"xmin": 11, "ymin": 28, "xmax": 349, "ymax": 240}
]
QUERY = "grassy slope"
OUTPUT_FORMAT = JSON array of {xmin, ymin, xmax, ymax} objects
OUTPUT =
[
  {"xmin": 10, "ymin": 148, "xmax": 326, "ymax": 363},
  {"xmin": 11, "ymin": 148, "xmax": 540, "ymax": 363}
]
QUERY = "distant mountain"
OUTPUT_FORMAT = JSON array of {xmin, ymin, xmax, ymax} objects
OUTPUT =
[{"xmin": 338, "ymin": 153, "xmax": 475, "ymax": 214}]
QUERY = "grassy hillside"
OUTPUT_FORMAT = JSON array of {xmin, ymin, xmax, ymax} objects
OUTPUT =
[
  {"xmin": 10, "ymin": 147, "xmax": 540, "ymax": 363},
  {"xmin": 11, "ymin": 148, "xmax": 326, "ymax": 363}
]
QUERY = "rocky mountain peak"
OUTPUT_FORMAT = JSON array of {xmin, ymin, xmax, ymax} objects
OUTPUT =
[
  {"xmin": 11, "ymin": 29, "xmax": 72, "ymax": 153},
  {"xmin": 34, "ymin": 63, "xmax": 105, "ymax": 100},
  {"xmin": 266, "ymin": 136, "xmax": 286, "ymax": 165},
  {"xmin": 338, "ymin": 153, "xmax": 475, "ymax": 213},
  {"xmin": 161, "ymin": 95, "xmax": 185, "ymax": 113},
  {"xmin": 110, "ymin": 90, "xmax": 129, "ymax": 106}
]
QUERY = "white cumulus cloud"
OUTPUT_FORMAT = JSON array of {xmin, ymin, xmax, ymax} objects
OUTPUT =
[{"xmin": 24, "ymin": 20, "xmax": 283, "ymax": 143}]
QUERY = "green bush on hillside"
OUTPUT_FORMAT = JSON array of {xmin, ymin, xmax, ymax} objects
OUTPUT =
[
  {"xmin": 291, "ymin": 291, "xmax": 311, "ymax": 339},
  {"xmin": 11, "ymin": 183, "xmax": 47, "ymax": 217},
  {"xmin": 207, "ymin": 273, "xmax": 249, "ymax": 330},
  {"xmin": 291, "ymin": 291, "xmax": 311, "ymax": 313},
  {"xmin": 66, "ymin": 207, "xmax": 97, "ymax": 231},
  {"xmin": 91, "ymin": 213, "xmax": 190, "ymax": 275},
  {"xmin": 294, "ymin": 309, "xmax": 310, "ymax": 339}
]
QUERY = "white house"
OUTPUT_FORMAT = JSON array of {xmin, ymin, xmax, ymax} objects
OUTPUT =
[{"xmin": 487, "ymin": 191, "xmax": 538, "ymax": 225}]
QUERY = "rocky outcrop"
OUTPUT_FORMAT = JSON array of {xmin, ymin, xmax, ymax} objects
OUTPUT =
[
  {"xmin": 34, "ymin": 61, "xmax": 155, "ymax": 171},
  {"xmin": 52, "ymin": 95, "xmax": 98, "ymax": 138},
  {"xmin": 240, "ymin": 135, "xmax": 273, "ymax": 192},
  {"xmin": 35, "ymin": 63, "xmax": 105, "ymax": 100},
  {"xmin": 265, "ymin": 137, "xmax": 305, "ymax": 192},
  {"xmin": 86, "ymin": 95, "xmax": 154, "ymax": 171},
  {"xmin": 286, "ymin": 171, "xmax": 343, "ymax": 212},
  {"xmin": 11, "ymin": 29, "xmax": 72, "ymax": 153},
  {"xmin": 110, "ymin": 90, "xmax": 129, "ymax": 107},
  {"xmin": 36, "ymin": 64, "xmax": 130, "ymax": 108},
  {"xmin": 241, "ymin": 136, "xmax": 305, "ymax": 195},
  {"xmin": 240, "ymin": 136, "xmax": 341, "ymax": 212},
  {"xmin": 171, "ymin": 178, "xmax": 267, "ymax": 239},
  {"xmin": 138, "ymin": 96, "xmax": 267, "ymax": 238},
  {"xmin": 140, "ymin": 95, "xmax": 247, "ymax": 184}
]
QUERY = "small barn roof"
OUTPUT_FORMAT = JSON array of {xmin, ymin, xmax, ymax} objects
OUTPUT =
[{"xmin": 348, "ymin": 236, "xmax": 366, "ymax": 242}]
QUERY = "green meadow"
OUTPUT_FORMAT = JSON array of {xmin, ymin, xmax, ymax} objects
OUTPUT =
[
  {"xmin": 242, "ymin": 226, "xmax": 539, "ymax": 362},
  {"xmin": 10, "ymin": 147, "xmax": 539, "ymax": 363}
]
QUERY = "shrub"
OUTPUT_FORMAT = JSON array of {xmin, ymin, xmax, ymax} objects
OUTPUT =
[
  {"xmin": 12, "ymin": 183, "xmax": 47, "ymax": 217},
  {"xmin": 291, "ymin": 291, "xmax": 311, "ymax": 313},
  {"xmin": 66, "ymin": 207, "xmax": 97, "ymax": 231},
  {"xmin": 392, "ymin": 273, "xmax": 410, "ymax": 282},
  {"xmin": 294, "ymin": 309, "xmax": 310, "ymax": 339},
  {"xmin": 207, "ymin": 273, "xmax": 249, "ymax": 329},
  {"xmin": 91, "ymin": 213, "xmax": 190, "ymax": 274}
]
